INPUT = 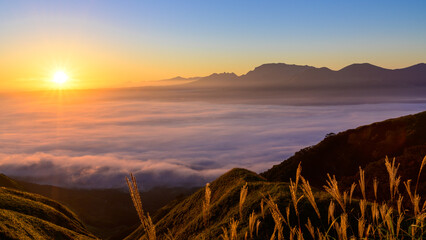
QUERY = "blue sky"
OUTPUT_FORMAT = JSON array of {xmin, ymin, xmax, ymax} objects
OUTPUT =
[{"xmin": 1, "ymin": 0, "xmax": 425, "ymax": 88}]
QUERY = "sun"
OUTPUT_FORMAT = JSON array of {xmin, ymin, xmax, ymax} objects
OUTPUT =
[{"xmin": 52, "ymin": 71, "xmax": 69, "ymax": 85}]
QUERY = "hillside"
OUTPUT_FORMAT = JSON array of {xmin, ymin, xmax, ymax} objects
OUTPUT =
[
  {"xmin": 262, "ymin": 111, "xmax": 426, "ymax": 199},
  {"xmin": 125, "ymin": 168, "xmax": 338, "ymax": 240},
  {"xmin": 0, "ymin": 186, "xmax": 97, "ymax": 240},
  {"xmin": 0, "ymin": 174, "xmax": 23, "ymax": 191},
  {"xmin": 0, "ymin": 175, "xmax": 196, "ymax": 240},
  {"xmin": 124, "ymin": 111, "xmax": 426, "ymax": 239}
]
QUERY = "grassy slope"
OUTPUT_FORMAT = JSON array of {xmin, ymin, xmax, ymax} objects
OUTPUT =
[
  {"xmin": 0, "ymin": 175, "xmax": 196, "ymax": 240},
  {"xmin": 13, "ymin": 182, "xmax": 139, "ymax": 240},
  {"xmin": 0, "ymin": 187, "xmax": 97, "ymax": 240},
  {"xmin": 0, "ymin": 174, "xmax": 23, "ymax": 191},
  {"xmin": 262, "ymin": 110, "xmax": 426, "ymax": 198},
  {"xmin": 126, "ymin": 168, "xmax": 339, "ymax": 240},
  {"xmin": 125, "ymin": 111, "xmax": 426, "ymax": 240}
]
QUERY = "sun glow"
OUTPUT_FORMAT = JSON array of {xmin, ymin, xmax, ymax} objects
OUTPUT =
[{"xmin": 52, "ymin": 71, "xmax": 69, "ymax": 85}]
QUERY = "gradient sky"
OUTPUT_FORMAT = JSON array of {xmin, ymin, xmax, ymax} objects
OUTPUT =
[{"xmin": 1, "ymin": 0, "xmax": 425, "ymax": 91}]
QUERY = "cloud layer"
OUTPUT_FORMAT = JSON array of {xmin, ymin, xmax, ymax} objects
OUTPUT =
[{"xmin": 0, "ymin": 95, "xmax": 424, "ymax": 189}]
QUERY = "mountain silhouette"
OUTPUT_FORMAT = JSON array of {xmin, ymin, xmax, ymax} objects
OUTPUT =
[
  {"xmin": 184, "ymin": 62, "xmax": 426, "ymax": 89},
  {"xmin": 64, "ymin": 62, "xmax": 426, "ymax": 105},
  {"xmin": 184, "ymin": 72, "xmax": 238, "ymax": 87}
]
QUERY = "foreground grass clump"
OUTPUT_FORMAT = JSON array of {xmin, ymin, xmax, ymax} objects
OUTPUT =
[{"xmin": 127, "ymin": 155, "xmax": 425, "ymax": 240}]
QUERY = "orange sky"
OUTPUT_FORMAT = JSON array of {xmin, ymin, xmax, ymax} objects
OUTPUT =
[
  {"xmin": 2, "ymin": 39, "xmax": 424, "ymax": 92},
  {"xmin": 1, "ymin": 1, "xmax": 425, "ymax": 92}
]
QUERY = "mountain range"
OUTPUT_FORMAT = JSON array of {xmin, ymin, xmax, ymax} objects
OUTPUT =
[
  {"xmin": 41, "ymin": 62, "xmax": 426, "ymax": 105},
  {"xmin": 174, "ymin": 63, "xmax": 426, "ymax": 89},
  {"xmin": 101, "ymin": 62, "xmax": 426, "ymax": 105}
]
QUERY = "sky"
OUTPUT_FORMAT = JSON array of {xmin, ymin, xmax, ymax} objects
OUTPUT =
[{"xmin": 1, "ymin": 0, "xmax": 425, "ymax": 91}]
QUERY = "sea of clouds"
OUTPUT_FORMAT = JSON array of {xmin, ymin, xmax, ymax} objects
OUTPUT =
[{"xmin": 0, "ymin": 94, "xmax": 424, "ymax": 189}]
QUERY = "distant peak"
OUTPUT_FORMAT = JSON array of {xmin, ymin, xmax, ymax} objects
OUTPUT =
[
  {"xmin": 207, "ymin": 72, "xmax": 238, "ymax": 78},
  {"xmin": 170, "ymin": 76, "xmax": 185, "ymax": 80},
  {"xmin": 339, "ymin": 63, "xmax": 386, "ymax": 72},
  {"xmin": 165, "ymin": 76, "xmax": 201, "ymax": 81},
  {"xmin": 254, "ymin": 63, "xmax": 313, "ymax": 70},
  {"xmin": 400, "ymin": 63, "xmax": 426, "ymax": 70},
  {"xmin": 343, "ymin": 63, "xmax": 376, "ymax": 68},
  {"xmin": 258, "ymin": 63, "xmax": 291, "ymax": 67}
]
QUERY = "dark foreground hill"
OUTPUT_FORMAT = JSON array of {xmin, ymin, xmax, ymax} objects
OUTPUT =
[
  {"xmin": 262, "ymin": 110, "xmax": 426, "ymax": 199},
  {"xmin": 0, "ymin": 185, "xmax": 97, "ymax": 239}
]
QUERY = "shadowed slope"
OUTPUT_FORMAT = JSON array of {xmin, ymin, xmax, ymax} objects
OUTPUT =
[
  {"xmin": 0, "ymin": 187, "xmax": 97, "ymax": 240},
  {"xmin": 0, "ymin": 174, "xmax": 23, "ymax": 191},
  {"xmin": 262, "ymin": 111, "xmax": 426, "ymax": 198},
  {"xmin": 0, "ymin": 177, "xmax": 196, "ymax": 240}
]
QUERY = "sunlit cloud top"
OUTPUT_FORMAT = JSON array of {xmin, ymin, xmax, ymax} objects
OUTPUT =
[{"xmin": 0, "ymin": 0, "xmax": 425, "ymax": 91}]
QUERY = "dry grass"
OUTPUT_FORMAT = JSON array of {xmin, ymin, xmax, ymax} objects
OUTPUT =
[
  {"xmin": 239, "ymin": 183, "xmax": 248, "ymax": 221},
  {"xmin": 256, "ymin": 219, "xmax": 261, "ymax": 237},
  {"xmin": 202, "ymin": 183, "xmax": 211, "ymax": 227},
  {"xmin": 358, "ymin": 167, "xmax": 366, "ymax": 200},
  {"xmin": 385, "ymin": 157, "xmax": 401, "ymax": 202},
  {"xmin": 415, "ymin": 155, "xmax": 426, "ymax": 196},
  {"xmin": 373, "ymin": 178, "xmax": 379, "ymax": 200},
  {"xmin": 324, "ymin": 174, "xmax": 345, "ymax": 212},
  {"xmin": 126, "ymin": 173, "xmax": 156, "ymax": 240},
  {"xmin": 127, "ymin": 155, "xmax": 426, "ymax": 240},
  {"xmin": 305, "ymin": 218, "xmax": 315, "ymax": 239},
  {"xmin": 220, "ymin": 226, "xmax": 229, "ymax": 240},
  {"xmin": 164, "ymin": 229, "xmax": 175, "ymax": 240},
  {"xmin": 220, "ymin": 218, "xmax": 239, "ymax": 240},
  {"xmin": 300, "ymin": 176, "xmax": 320, "ymax": 219},
  {"xmin": 229, "ymin": 218, "xmax": 239, "ymax": 240},
  {"xmin": 348, "ymin": 182, "xmax": 356, "ymax": 204},
  {"xmin": 327, "ymin": 200, "xmax": 335, "ymax": 225},
  {"xmin": 248, "ymin": 210, "xmax": 257, "ymax": 239},
  {"xmin": 263, "ymin": 194, "xmax": 285, "ymax": 240}
]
